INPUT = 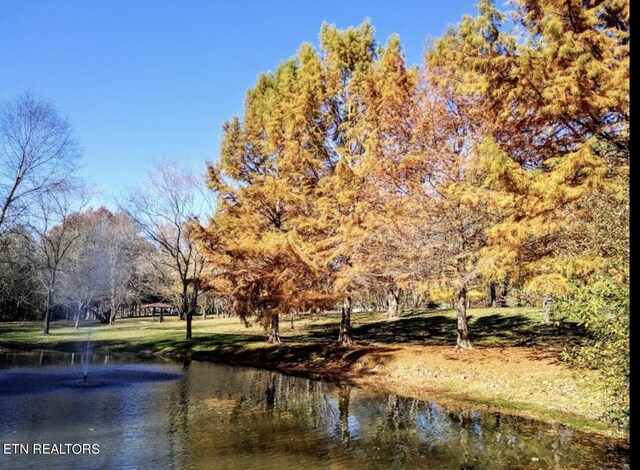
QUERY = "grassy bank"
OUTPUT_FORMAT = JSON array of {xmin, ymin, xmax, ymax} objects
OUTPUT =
[{"xmin": 0, "ymin": 307, "xmax": 626, "ymax": 439}]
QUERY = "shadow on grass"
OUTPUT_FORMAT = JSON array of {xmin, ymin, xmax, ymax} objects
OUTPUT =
[
  {"xmin": 90, "ymin": 333, "xmax": 259, "ymax": 355},
  {"xmin": 292, "ymin": 312, "xmax": 587, "ymax": 350}
]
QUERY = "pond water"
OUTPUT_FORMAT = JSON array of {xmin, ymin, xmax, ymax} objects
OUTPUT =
[{"xmin": 0, "ymin": 351, "xmax": 628, "ymax": 469}]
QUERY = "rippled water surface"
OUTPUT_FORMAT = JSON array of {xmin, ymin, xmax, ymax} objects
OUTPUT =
[{"xmin": 0, "ymin": 351, "xmax": 628, "ymax": 469}]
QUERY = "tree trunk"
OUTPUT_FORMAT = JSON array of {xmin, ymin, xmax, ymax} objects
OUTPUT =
[
  {"xmin": 186, "ymin": 311, "xmax": 193, "ymax": 339},
  {"xmin": 43, "ymin": 289, "xmax": 53, "ymax": 334},
  {"xmin": 387, "ymin": 289, "xmax": 400, "ymax": 319},
  {"xmin": 267, "ymin": 314, "xmax": 281, "ymax": 343},
  {"xmin": 185, "ymin": 288, "xmax": 196, "ymax": 339},
  {"xmin": 43, "ymin": 309, "xmax": 51, "ymax": 334},
  {"xmin": 338, "ymin": 296, "xmax": 354, "ymax": 346},
  {"xmin": 109, "ymin": 299, "xmax": 117, "ymax": 325},
  {"xmin": 180, "ymin": 284, "xmax": 188, "ymax": 321},
  {"xmin": 542, "ymin": 296, "xmax": 552, "ymax": 324},
  {"xmin": 500, "ymin": 278, "xmax": 509, "ymax": 307},
  {"xmin": 489, "ymin": 282, "xmax": 497, "ymax": 307},
  {"xmin": 74, "ymin": 301, "xmax": 82, "ymax": 329},
  {"xmin": 413, "ymin": 292, "xmax": 424, "ymax": 309},
  {"xmin": 455, "ymin": 287, "xmax": 472, "ymax": 349}
]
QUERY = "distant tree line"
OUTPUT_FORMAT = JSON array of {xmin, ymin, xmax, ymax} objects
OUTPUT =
[{"xmin": 0, "ymin": 95, "xmax": 215, "ymax": 332}]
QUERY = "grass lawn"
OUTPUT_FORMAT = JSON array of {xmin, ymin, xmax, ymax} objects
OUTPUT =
[{"xmin": 0, "ymin": 306, "xmax": 624, "ymax": 438}]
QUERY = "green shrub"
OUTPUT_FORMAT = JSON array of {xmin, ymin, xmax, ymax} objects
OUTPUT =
[{"xmin": 557, "ymin": 273, "xmax": 629, "ymax": 427}]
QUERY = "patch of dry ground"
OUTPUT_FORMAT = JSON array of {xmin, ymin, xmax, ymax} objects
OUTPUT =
[{"xmin": 350, "ymin": 345, "xmax": 603, "ymax": 422}]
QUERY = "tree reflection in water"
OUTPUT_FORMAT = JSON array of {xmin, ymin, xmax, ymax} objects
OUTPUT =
[{"xmin": 0, "ymin": 352, "xmax": 628, "ymax": 470}]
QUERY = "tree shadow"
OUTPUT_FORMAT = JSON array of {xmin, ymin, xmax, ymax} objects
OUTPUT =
[
  {"xmin": 290, "ymin": 312, "xmax": 586, "ymax": 350},
  {"xmin": 472, "ymin": 314, "xmax": 586, "ymax": 348},
  {"xmin": 89, "ymin": 332, "xmax": 261, "ymax": 357},
  {"xmin": 0, "ymin": 324, "xmax": 39, "ymax": 334}
]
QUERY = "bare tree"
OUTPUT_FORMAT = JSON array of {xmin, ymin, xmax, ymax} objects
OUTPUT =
[
  {"xmin": 0, "ymin": 93, "xmax": 80, "ymax": 235},
  {"xmin": 26, "ymin": 189, "xmax": 89, "ymax": 334},
  {"xmin": 0, "ymin": 227, "xmax": 43, "ymax": 320},
  {"xmin": 122, "ymin": 160, "xmax": 212, "ymax": 339}
]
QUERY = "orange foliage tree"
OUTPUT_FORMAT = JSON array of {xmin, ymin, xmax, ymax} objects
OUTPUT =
[{"xmin": 198, "ymin": 0, "xmax": 628, "ymax": 358}]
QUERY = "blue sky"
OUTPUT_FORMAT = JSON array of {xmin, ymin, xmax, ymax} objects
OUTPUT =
[{"xmin": 1, "ymin": 0, "xmax": 478, "ymax": 206}]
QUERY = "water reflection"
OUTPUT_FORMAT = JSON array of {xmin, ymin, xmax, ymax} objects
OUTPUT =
[{"xmin": 0, "ymin": 351, "xmax": 628, "ymax": 470}]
